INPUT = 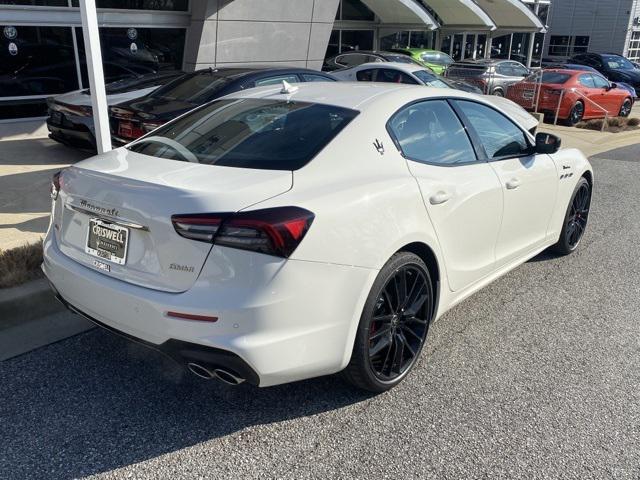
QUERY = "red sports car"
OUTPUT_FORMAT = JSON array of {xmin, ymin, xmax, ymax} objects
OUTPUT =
[{"xmin": 507, "ymin": 69, "xmax": 633, "ymax": 125}]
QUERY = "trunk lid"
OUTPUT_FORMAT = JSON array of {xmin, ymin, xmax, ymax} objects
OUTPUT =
[{"xmin": 56, "ymin": 148, "xmax": 292, "ymax": 292}]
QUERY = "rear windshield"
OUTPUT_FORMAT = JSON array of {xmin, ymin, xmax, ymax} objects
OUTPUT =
[
  {"xmin": 126, "ymin": 98, "xmax": 359, "ymax": 170},
  {"xmin": 412, "ymin": 70, "xmax": 450, "ymax": 88},
  {"xmin": 602, "ymin": 55, "xmax": 635, "ymax": 70},
  {"xmin": 84, "ymin": 73, "xmax": 180, "ymax": 95},
  {"xmin": 149, "ymin": 72, "xmax": 232, "ymax": 103},
  {"xmin": 422, "ymin": 52, "xmax": 454, "ymax": 65},
  {"xmin": 447, "ymin": 64, "xmax": 488, "ymax": 77},
  {"xmin": 385, "ymin": 54, "xmax": 420, "ymax": 65},
  {"xmin": 527, "ymin": 72, "xmax": 572, "ymax": 84}
]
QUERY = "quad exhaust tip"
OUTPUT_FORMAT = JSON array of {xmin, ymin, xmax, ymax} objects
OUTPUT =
[{"xmin": 187, "ymin": 363, "xmax": 245, "ymax": 386}]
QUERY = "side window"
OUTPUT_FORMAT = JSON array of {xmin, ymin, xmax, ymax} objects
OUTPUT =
[
  {"xmin": 510, "ymin": 63, "xmax": 529, "ymax": 77},
  {"xmin": 376, "ymin": 69, "xmax": 419, "ymax": 84},
  {"xmin": 589, "ymin": 54, "xmax": 603, "ymax": 68},
  {"xmin": 578, "ymin": 74, "xmax": 596, "ymax": 88},
  {"xmin": 356, "ymin": 68, "xmax": 377, "ymax": 81},
  {"xmin": 387, "ymin": 100, "xmax": 477, "ymax": 165},
  {"xmin": 254, "ymin": 74, "xmax": 300, "ymax": 87},
  {"xmin": 338, "ymin": 53, "xmax": 368, "ymax": 67},
  {"xmin": 302, "ymin": 73, "xmax": 335, "ymax": 83},
  {"xmin": 455, "ymin": 100, "xmax": 530, "ymax": 159},
  {"xmin": 592, "ymin": 74, "xmax": 610, "ymax": 89},
  {"xmin": 495, "ymin": 64, "xmax": 512, "ymax": 76}
]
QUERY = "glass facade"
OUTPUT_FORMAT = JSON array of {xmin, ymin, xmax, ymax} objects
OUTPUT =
[
  {"xmin": 71, "ymin": 0, "xmax": 187, "ymax": 10},
  {"xmin": 0, "ymin": 0, "xmax": 187, "ymax": 119}
]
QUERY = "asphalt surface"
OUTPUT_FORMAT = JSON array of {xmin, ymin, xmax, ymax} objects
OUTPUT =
[{"xmin": 2, "ymin": 145, "xmax": 640, "ymax": 479}]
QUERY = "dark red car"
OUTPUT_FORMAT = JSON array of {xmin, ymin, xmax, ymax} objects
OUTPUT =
[{"xmin": 507, "ymin": 69, "xmax": 633, "ymax": 125}]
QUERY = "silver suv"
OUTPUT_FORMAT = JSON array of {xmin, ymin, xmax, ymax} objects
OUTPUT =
[{"xmin": 445, "ymin": 59, "xmax": 530, "ymax": 96}]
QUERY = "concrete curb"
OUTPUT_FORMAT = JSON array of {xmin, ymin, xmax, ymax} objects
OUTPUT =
[
  {"xmin": 0, "ymin": 278, "xmax": 64, "ymax": 331},
  {"xmin": 0, "ymin": 278, "xmax": 95, "ymax": 361}
]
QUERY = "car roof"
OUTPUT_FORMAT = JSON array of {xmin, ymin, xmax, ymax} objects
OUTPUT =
[
  {"xmin": 542, "ymin": 68, "xmax": 582, "ymax": 75},
  {"xmin": 341, "ymin": 61, "xmax": 427, "ymax": 74},
  {"xmin": 452, "ymin": 59, "xmax": 513, "ymax": 66},
  {"xmin": 191, "ymin": 66, "xmax": 330, "ymax": 78},
  {"xmin": 219, "ymin": 81, "xmax": 481, "ymax": 111}
]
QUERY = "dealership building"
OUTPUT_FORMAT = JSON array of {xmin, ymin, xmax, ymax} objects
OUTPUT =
[
  {"xmin": 1, "ymin": 0, "xmax": 550, "ymax": 122},
  {"xmin": 543, "ymin": 0, "xmax": 640, "ymax": 63}
]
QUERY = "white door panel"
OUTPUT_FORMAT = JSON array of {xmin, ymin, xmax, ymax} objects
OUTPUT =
[
  {"xmin": 409, "ymin": 162, "xmax": 503, "ymax": 292},
  {"xmin": 490, "ymin": 154, "xmax": 558, "ymax": 265}
]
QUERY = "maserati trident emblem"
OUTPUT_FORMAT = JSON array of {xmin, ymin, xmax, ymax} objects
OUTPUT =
[{"xmin": 373, "ymin": 139, "xmax": 384, "ymax": 155}]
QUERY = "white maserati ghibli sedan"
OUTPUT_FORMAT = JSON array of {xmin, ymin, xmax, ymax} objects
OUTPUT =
[{"xmin": 43, "ymin": 82, "xmax": 593, "ymax": 392}]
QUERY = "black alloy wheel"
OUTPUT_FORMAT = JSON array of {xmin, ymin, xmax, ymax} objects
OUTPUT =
[
  {"xmin": 343, "ymin": 252, "xmax": 433, "ymax": 392},
  {"xmin": 619, "ymin": 98, "xmax": 633, "ymax": 117},
  {"xmin": 568, "ymin": 101, "xmax": 585, "ymax": 126},
  {"xmin": 552, "ymin": 177, "xmax": 591, "ymax": 255}
]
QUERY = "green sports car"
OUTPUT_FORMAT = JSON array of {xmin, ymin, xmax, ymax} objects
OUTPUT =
[{"xmin": 389, "ymin": 48, "xmax": 454, "ymax": 75}]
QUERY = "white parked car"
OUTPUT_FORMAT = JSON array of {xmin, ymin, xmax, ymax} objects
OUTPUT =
[
  {"xmin": 332, "ymin": 62, "xmax": 540, "ymax": 133},
  {"xmin": 43, "ymin": 83, "xmax": 593, "ymax": 392}
]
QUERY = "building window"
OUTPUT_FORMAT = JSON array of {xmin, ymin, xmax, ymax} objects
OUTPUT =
[
  {"xmin": 339, "ymin": 30, "xmax": 374, "ymax": 52},
  {"xmin": 629, "ymin": 31, "xmax": 640, "ymax": 61},
  {"xmin": 325, "ymin": 29, "xmax": 374, "ymax": 58},
  {"xmin": 491, "ymin": 34, "xmax": 511, "ymax": 59},
  {"xmin": 510, "ymin": 33, "xmax": 530, "ymax": 64},
  {"xmin": 0, "ymin": 25, "xmax": 78, "ymax": 119},
  {"xmin": 71, "ymin": 0, "xmax": 188, "ymax": 10},
  {"xmin": 573, "ymin": 36, "xmax": 590, "ymax": 54},
  {"xmin": 548, "ymin": 35, "xmax": 571, "ymax": 56},
  {"xmin": 0, "ymin": 0, "xmax": 67, "ymax": 4},
  {"xmin": 530, "ymin": 33, "xmax": 545, "ymax": 67},
  {"xmin": 548, "ymin": 35, "xmax": 590, "ymax": 57},
  {"xmin": 0, "ymin": 26, "xmax": 78, "ymax": 97},
  {"xmin": 335, "ymin": 0, "xmax": 375, "ymax": 22},
  {"xmin": 380, "ymin": 31, "xmax": 410, "ymax": 50},
  {"xmin": 75, "ymin": 27, "xmax": 186, "ymax": 86},
  {"xmin": 378, "ymin": 30, "xmax": 435, "ymax": 51}
]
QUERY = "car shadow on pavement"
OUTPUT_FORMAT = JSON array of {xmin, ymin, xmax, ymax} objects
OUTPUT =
[{"xmin": 0, "ymin": 328, "xmax": 373, "ymax": 479}]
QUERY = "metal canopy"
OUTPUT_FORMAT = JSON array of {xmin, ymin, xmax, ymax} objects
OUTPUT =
[
  {"xmin": 473, "ymin": 0, "xmax": 545, "ymax": 32},
  {"xmin": 360, "ymin": 0, "xmax": 439, "ymax": 29},
  {"xmin": 422, "ymin": 0, "xmax": 496, "ymax": 31}
]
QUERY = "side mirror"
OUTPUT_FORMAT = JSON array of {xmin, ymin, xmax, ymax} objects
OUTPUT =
[
  {"xmin": 535, "ymin": 132, "xmax": 562, "ymax": 154},
  {"xmin": 608, "ymin": 82, "xmax": 618, "ymax": 90}
]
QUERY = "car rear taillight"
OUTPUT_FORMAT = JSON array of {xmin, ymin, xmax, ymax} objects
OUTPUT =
[
  {"xmin": 51, "ymin": 170, "xmax": 64, "ymax": 200},
  {"xmin": 171, "ymin": 207, "xmax": 315, "ymax": 258}
]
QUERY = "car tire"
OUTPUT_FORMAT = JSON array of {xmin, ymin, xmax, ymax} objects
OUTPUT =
[
  {"xmin": 551, "ymin": 177, "xmax": 591, "ymax": 255},
  {"xmin": 342, "ymin": 252, "xmax": 434, "ymax": 393},
  {"xmin": 492, "ymin": 88, "xmax": 504, "ymax": 97},
  {"xmin": 567, "ymin": 101, "xmax": 585, "ymax": 126},
  {"xmin": 619, "ymin": 98, "xmax": 633, "ymax": 117}
]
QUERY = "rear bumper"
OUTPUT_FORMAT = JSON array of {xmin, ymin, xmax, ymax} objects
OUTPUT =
[
  {"xmin": 47, "ymin": 121, "xmax": 96, "ymax": 148},
  {"xmin": 43, "ymin": 231, "xmax": 377, "ymax": 387},
  {"xmin": 52, "ymin": 291, "xmax": 260, "ymax": 385}
]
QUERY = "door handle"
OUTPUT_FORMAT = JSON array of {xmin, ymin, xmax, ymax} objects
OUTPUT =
[
  {"xmin": 506, "ymin": 178, "xmax": 521, "ymax": 190},
  {"xmin": 429, "ymin": 191, "xmax": 451, "ymax": 205}
]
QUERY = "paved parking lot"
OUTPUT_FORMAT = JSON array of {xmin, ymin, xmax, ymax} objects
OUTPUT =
[{"xmin": 1, "ymin": 145, "xmax": 640, "ymax": 479}]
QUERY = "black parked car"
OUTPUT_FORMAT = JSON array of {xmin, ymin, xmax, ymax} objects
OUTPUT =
[
  {"xmin": 110, "ymin": 67, "xmax": 336, "ymax": 145},
  {"xmin": 571, "ymin": 53, "xmax": 640, "ymax": 92},
  {"xmin": 322, "ymin": 50, "xmax": 422, "ymax": 72}
]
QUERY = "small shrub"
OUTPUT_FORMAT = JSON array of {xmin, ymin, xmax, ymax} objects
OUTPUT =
[
  {"xmin": 607, "ymin": 117, "xmax": 624, "ymax": 127},
  {"xmin": 0, "ymin": 241, "xmax": 44, "ymax": 289},
  {"xmin": 576, "ymin": 119, "xmax": 604, "ymax": 131},
  {"xmin": 627, "ymin": 117, "xmax": 640, "ymax": 127}
]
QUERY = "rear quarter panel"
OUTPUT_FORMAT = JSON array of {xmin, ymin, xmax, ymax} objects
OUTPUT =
[{"xmin": 245, "ymin": 103, "xmax": 446, "ymax": 273}]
